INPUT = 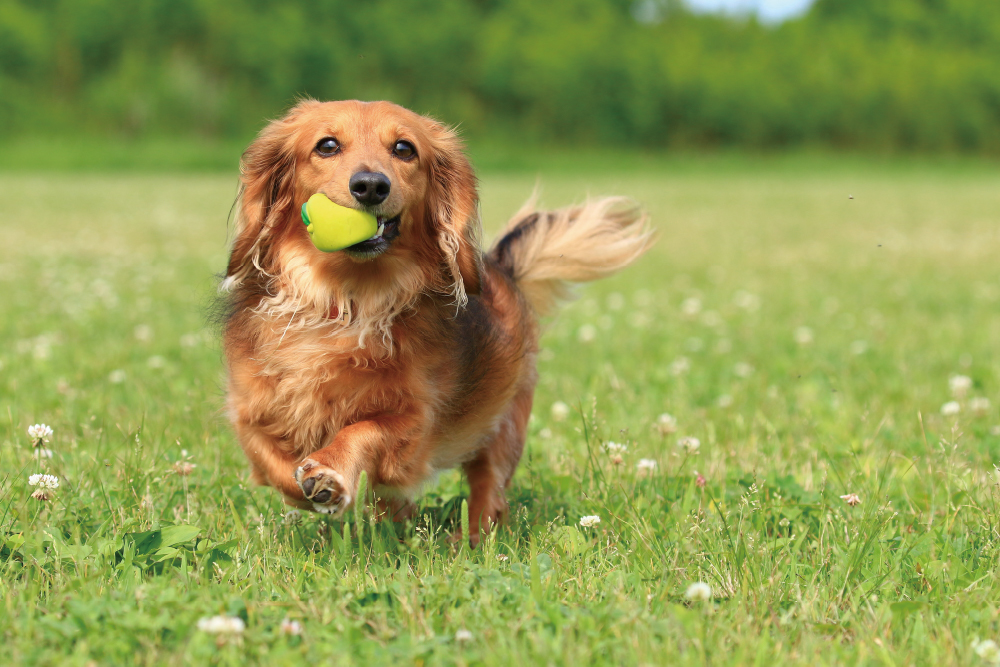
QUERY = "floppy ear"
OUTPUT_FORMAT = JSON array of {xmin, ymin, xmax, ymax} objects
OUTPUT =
[
  {"xmin": 425, "ymin": 122, "xmax": 482, "ymax": 304},
  {"xmin": 226, "ymin": 106, "xmax": 306, "ymax": 283}
]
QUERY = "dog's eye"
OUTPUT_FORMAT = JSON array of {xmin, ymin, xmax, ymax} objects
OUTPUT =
[
  {"xmin": 392, "ymin": 140, "xmax": 416, "ymax": 160},
  {"xmin": 315, "ymin": 138, "xmax": 340, "ymax": 156}
]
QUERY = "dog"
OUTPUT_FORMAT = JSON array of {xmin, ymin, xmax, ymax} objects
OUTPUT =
[{"xmin": 222, "ymin": 99, "xmax": 651, "ymax": 544}]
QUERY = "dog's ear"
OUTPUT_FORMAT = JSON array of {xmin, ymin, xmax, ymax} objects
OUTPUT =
[
  {"xmin": 425, "ymin": 122, "xmax": 482, "ymax": 303},
  {"xmin": 226, "ymin": 105, "xmax": 308, "ymax": 283}
]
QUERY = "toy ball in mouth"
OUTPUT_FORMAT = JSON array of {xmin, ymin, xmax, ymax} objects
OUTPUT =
[{"xmin": 301, "ymin": 193, "xmax": 379, "ymax": 252}]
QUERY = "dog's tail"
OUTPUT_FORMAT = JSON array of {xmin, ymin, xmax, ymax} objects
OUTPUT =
[{"xmin": 488, "ymin": 196, "xmax": 654, "ymax": 317}]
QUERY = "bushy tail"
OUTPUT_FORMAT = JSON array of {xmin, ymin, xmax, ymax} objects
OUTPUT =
[{"xmin": 489, "ymin": 196, "xmax": 653, "ymax": 316}]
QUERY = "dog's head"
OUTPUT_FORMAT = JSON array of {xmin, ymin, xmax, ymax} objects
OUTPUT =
[{"xmin": 227, "ymin": 100, "xmax": 482, "ymax": 318}]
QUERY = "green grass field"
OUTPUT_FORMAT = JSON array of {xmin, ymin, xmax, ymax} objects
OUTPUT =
[{"xmin": 2, "ymin": 157, "xmax": 1000, "ymax": 665}]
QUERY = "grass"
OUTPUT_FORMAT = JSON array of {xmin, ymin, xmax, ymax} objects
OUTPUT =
[{"xmin": 1, "ymin": 156, "xmax": 1000, "ymax": 665}]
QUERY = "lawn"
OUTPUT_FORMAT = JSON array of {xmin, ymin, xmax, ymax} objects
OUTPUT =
[{"xmin": 2, "ymin": 155, "xmax": 1000, "ymax": 665}]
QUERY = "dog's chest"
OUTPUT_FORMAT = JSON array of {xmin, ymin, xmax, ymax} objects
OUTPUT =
[{"xmin": 252, "ymin": 330, "xmax": 407, "ymax": 451}]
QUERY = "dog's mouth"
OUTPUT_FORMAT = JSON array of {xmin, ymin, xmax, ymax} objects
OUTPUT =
[{"xmin": 343, "ymin": 213, "xmax": 401, "ymax": 259}]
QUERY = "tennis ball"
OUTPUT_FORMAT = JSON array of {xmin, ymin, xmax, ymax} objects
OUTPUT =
[{"xmin": 301, "ymin": 193, "xmax": 378, "ymax": 252}]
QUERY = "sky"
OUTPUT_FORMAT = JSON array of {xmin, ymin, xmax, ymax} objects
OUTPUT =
[{"xmin": 685, "ymin": 0, "xmax": 815, "ymax": 23}]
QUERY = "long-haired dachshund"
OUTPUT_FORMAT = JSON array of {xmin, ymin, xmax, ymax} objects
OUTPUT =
[{"xmin": 222, "ymin": 99, "xmax": 651, "ymax": 544}]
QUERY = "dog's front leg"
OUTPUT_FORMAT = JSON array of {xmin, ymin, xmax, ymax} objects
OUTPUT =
[
  {"xmin": 234, "ymin": 422, "xmax": 313, "ymax": 508},
  {"xmin": 294, "ymin": 414, "xmax": 428, "ymax": 516}
]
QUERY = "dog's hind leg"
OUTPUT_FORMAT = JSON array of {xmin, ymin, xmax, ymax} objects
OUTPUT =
[{"xmin": 461, "ymin": 383, "xmax": 534, "ymax": 547}]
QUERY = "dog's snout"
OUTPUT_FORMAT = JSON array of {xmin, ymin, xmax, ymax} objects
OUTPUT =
[{"xmin": 349, "ymin": 171, "xmax": 391, "ymax": 206}]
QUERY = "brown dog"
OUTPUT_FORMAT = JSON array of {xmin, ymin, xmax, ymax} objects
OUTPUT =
[{"xmin": 222, "ymin": 99, "xmax": 651, "ymax": 544}]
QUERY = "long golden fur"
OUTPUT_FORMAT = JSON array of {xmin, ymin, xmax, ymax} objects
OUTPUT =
[{"xmin": 223, "ymin": 99, "xmax": 652, "ymax": 543}]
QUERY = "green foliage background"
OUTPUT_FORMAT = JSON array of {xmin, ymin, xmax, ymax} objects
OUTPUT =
[{"xmin": 2, "ymin": 0, "xmax": 1000, "ymax": 151}]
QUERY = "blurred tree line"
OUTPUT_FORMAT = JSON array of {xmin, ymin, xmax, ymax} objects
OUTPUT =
[{"xmin": 1, "ymin": 0, "xmax": 999, "ymax": 151}]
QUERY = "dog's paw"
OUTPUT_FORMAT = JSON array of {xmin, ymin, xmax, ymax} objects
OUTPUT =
[{"xmin": 294, "ymin": 459, "xmax": 352, "ymax": 515}]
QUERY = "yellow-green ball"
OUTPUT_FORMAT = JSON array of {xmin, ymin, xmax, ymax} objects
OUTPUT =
[{"xmin": 301, "ymin": 193, "xmax": 378, "ymax": 252}]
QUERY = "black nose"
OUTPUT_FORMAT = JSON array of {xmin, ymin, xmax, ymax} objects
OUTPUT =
[{"xmin": 349, "ymin": 171, "xmax": 391, "ymax": 206}]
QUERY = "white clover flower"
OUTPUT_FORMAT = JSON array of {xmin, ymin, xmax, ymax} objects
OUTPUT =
[
  {"xmin": 970, "ymin": 397, "xmax": 991, "ymax": 415},
  {"xmin": 637, "ymin": 459, "xmax": 657, "ymax": 471},
  {"xmin": 604, "ymin": 441, "xmax": 628, "ymax": 455},
  {"xmin": 455, "ymin": 629, "xmax": 473, "ymax": 642},
  {"xmin": 677, "ymin": 437, "xmax": 700, "ymax": 454},
  {"xmin": 27, "ymin": 424, "xmax": 53, "ymax": 442},
  {"xmin": 656, "ymin": 413, "xmax": 678, "ymax": 435},
  {"xmin": 973, "ymin": 638, "xmax": 1000, "ymax": 664},
  {"xmin": 538, "ymin": 428, "xmax": 552, "ymax": 439},
  {"xmin": 577, "ymin": 324, "xmax": 597, "ymax": 343},
  {"xmin": 108, "ymin": 369, "xmax": 126, "ymax": 384},
  {"xmin": 793, "ymin": 326, "xmax": 814, "ymax": 345},
  {"xmin": 283, "ymin": 510, "xmax": 302, "ymax": 525},
  {"xmin": 197, "ymin": 616, "xmax": 246, "ymax": 635},
  {"xmin": 550, "ymin": 401, "xmax": 570, "ymax": 422},
  {"xmin": 717, "ymin": 394, "xmax": 733, "ymax": 408},
  {"xmin": 734, "ymin": 362, "xmax": 754, "ymax": 378},
  {"xmin": 840, "ymin": 493, "xmax": 861, "ymax": 506},
  {"xmin": 941, "ymin": 401, "xmax": 961, "ymax": 417},
  {"xmin": 685, "ymin": 581, "xmax": 712, "ymax": 601},
  {"xmin": 279, "ymin": 618, "xmax": 303, "ymax": 636},
  {"xmin": 606, "ymin": 292, "xmax": 625, "ymax": 311},
  {"xmin": 669, "ymin": 357, "xmax": 690, "ymax": 376},
  {"xmin": 134, "ymin": 324, "xmax": 153, "ymax": 342},
  {"xmin": 949, "ymin": 374, "xmax": 973, "ymax": 398},
  {"xmin": 604, "ymin": 442, "xmax": 627, "ymax": 467},
  {"xmin": 28, "ymin": 473, "xmax": 60, "ymax": 489},
  {"xmin": 180, "ymin": 333, "xmax": 201, "ymax": 348},
  {"xmin": 147, "ymin": 355, "xmax": 166, "ymax": 369},
  {"xmin": 32, "ymin": 341, "xmax": 51, "ymax": 360},
  {"xmin": 496, "ymin": 553, "xmax": 509, "ymax": 562},
  {"xmin": 733, "ymin": 291, "xmax": 760, "ymax": 312},
  {"xmin": 579, "ymin": 515, "xmax": 601, "ymax": 528},
  {"xmin": 628, "ymin": 312, "xmax": 650, "ymax": 329},
  {"xmin": 681, "ymin": 297, "xmax": 702, "ymax": 317},
  {"xmin": 173, "ymin": 461, "xmax": 196, "ymax": 476},
  {"xmin": 701, "ymin": 310, "xmax": 723, "ymax": 327},
  {"xmin": 850, "ymin": 340, "xmax": 868, "ymax": 355}
]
